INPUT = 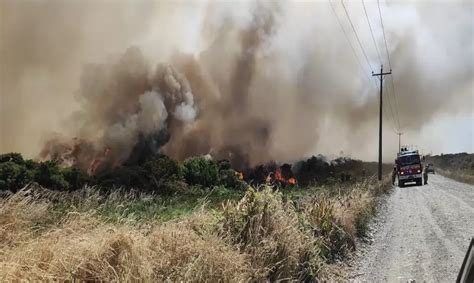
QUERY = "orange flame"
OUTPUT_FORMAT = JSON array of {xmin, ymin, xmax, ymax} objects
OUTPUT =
[
  {"xmin": 266, "ymin": 168, "xmax": 297, "ymax": 186},
  {"xmin": 88, "ymin": 147, "xmax": 111, "ymax": 175}
]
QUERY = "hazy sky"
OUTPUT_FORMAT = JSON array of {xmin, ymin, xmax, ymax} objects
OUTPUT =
[{"xmin": 0, "ymin": 0, "xmax": 472, "ymax": 163}]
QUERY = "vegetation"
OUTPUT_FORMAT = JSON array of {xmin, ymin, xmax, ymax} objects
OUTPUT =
[
  {"xmin": 0, "ymin": 177, "xmax": 391, "ymax": 281},
  {"xmin": 0, "ymin": 153, "xmax": 245, "ymax": 193},
  {"xmin": 426, "ymin": 153, "xmax": 474, "ymax": 184},
  {"xmin": 0, "ymin": 152, "xmax": 394, "ymax": 280}
]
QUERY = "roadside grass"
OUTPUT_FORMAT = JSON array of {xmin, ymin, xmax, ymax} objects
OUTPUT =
[
  {"xmin": 0, "ymin": 177, "xmax": 391, "ymax": 281},
  {"xmin": 434, "ymin": 168, "xmax": 474, "ymax": 185}
]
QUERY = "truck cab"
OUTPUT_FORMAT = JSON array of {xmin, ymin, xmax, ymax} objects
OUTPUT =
[{"xmin": 396, "ymin": 149, "xmax": 423, "ymax": 187}]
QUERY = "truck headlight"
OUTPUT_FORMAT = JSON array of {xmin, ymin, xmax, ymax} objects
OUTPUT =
[
  {"xmin": 417, "ymin": 169, "xmax": 421, "ymax": 173},
  {"xmin": 400, "ymin": 172, "xmax": 404, "ymax": 175}
]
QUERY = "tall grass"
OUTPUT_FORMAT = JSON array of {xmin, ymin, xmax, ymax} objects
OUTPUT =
[
  {"xmin": 435, "ymin": 168, "xmax": 474, "ymax": 185},
  {"xmin": 0, "ymin": 178, "xmax": 390, "ymax": 281}
]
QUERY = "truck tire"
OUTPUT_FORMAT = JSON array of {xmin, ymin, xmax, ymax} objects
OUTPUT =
[
  {"xmin": 417, "ymin": 179, "xmax": 422, "ymax": 186},
  {"xmin": 399, "ymin": 181, "xmax": 404, "ymax": 188}
]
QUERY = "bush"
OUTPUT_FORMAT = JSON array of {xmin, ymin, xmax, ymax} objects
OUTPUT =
[
  {"xmin": 218, "ymin": 169, "xmax": 246, "ymax": 190},
  {"xmin": 96, "ymin": 166, "xmax": 148, "ymax": 190},
  {"xmin": 34, "ymin": 161, "xmax": 69, "ymax": 190},
  {"xmin": 143, "ymin": 155, "xmax": 185, "ymax": 193},
  {"xmin": 96, "ymin": 155, "xmax": 186, "ymax": 194},
  {"xmin": 62, "ymin": 167, "xmax": 91, "ymax": 190},
  {"xmin": 0, "ymin": 153, "xmax": 37, "ymax": 192},
  {"xmin": 0, "ymin": 161, "xmax": 31, "ymax": 191},
  {"xmin": 183, "ymin": 157, "xmax": 221, "ymax": 188},
  {"xmin": 0, "ymin": 153, "xmax": 93, "ymax": 192}
]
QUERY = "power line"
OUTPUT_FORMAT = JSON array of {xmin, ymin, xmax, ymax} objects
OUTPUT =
[
  {"xmin": 328, "ymin": 0, "xmax": 373, "ymax": 87},
  {"xmin": 329, "ymin": 0, "xmax": 399, "ymax": 134},
  {"xmin": 383, "ymin": 82, "xmax": 399, "ymax": 133},
  {"xmin": 361, "ymin": 0, "xmax": 399, "ymax": 132},
  {"xmin": 340, "ymin": 0, "xmax": 402, "ymax": 133},
  {"xmin": 377, "ymin": 0, "xmax": 402, "ymax": 130},
  {"xmin": 362, "ymin": 0, "xmax": 399, "ymax": 132},
  {"xmin": 362, "ymin": 0, "xmax": 382, "ymax": 64},
  {"xmin": 385, "ymin": 78, "xmax": 400, "ymax": 131},
  {"xmin": 341, "ymin": 0, "xmax": 375, "ymax": 73}
]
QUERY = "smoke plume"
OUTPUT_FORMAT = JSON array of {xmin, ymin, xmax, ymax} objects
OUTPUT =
[{"xmin": 1, "ymin": 1, "xmax": 472, "ymax": 170}]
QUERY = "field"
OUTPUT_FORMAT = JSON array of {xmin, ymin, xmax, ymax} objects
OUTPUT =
[{"xmin": 0, "ymin": 179, "xmax": 391, "ymax": 281}]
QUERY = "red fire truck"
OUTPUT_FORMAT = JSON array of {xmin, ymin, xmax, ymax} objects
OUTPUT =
[{"xmin": 396, "ymin": 148, "xmax": 424, "ymax": 187}]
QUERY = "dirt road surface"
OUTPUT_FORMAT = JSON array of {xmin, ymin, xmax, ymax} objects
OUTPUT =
[{"xmin": 351, "ymin": 174, "xmax": 474, "ymax": 282}]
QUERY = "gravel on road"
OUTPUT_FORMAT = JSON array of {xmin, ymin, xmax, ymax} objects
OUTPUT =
[{"xmin": 351, "ymin": 174, "xmax": 474, "ymax": 282}]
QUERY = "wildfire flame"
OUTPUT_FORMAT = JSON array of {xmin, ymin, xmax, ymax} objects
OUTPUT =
[
  {"xmin": 88, "ymin": 147, "xmax": 111, "ymax": 175},
  {"xmin": 266, "ymin": 168, "xmax": 297, "ymax": 186}
]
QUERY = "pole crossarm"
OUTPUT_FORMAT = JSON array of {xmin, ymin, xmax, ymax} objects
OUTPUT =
[{"xmin": 372, "ymin": 71, "xmax": 392, "ymax": 76}]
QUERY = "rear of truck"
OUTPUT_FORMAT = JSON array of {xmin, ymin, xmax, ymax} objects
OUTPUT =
[{"xmin": 397, "ymin": 151, "xmax": 423, "ymax": 187}]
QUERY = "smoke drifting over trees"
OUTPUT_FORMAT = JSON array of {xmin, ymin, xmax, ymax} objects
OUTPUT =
[{"xmin": 1, "ymin": 1, "xmax": 472, "ymax": 168}]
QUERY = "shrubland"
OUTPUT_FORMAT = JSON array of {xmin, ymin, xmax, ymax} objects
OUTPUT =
[{"xmin": 0, "ymin": 152, "xmax": 392, "ymax": 280}]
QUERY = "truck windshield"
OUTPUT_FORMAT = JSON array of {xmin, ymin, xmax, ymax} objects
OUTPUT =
[{"xmin": 399, "ymin": 155, "xmax": 421, "ymax": 166}]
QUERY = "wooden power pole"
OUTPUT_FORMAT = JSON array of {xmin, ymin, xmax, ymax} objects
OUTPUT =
[{"xmin": 372, "ymin": 65, "xmax": 392, "ymax": 181}]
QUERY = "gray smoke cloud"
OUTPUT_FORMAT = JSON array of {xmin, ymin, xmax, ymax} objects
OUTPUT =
[{"xmin": 1, "ymin": 0, "xmax": 472, "ymax": 170}]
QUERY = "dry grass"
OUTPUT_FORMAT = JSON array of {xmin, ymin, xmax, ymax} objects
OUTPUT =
[
  {"xmin": 220, "ymin": 186, "xmax": 324, "ymax": 281},
  {"xmin": 0, "ymin": 189, "xmax": 250, "ymax": 281},
  {"xmin": 435, "ymin": 168, "xmax": 474, "ymax": 185},
  {"xmin": 0, "ymin": 178, "xmax": 390, "ymax": 281}
]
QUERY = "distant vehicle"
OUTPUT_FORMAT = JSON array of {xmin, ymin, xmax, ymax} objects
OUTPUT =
[
  {"xmin": 425, "ymin": 163, "xmax": 435, "ymax": 174},
  {"xmin": 396, "ymin": 148, "xmax": 423, "ymax": 187}
]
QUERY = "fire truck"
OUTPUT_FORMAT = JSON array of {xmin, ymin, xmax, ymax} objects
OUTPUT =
[{"xmin": 396, "ymin": 147, "xmax": 424, "ymax": 187}]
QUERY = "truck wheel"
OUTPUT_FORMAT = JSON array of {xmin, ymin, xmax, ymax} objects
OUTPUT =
[
  {"xmin": 417, "ymin": 179, "xmax": 422, "ymax": 186},
  {"xmin": 399, "ymin": 181, "xmax": 404, "ymax": 188}
]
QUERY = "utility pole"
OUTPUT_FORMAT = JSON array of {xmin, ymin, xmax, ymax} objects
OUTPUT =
[
  {"xmin": 397, "ymin": 132, "xmax": 403, "ymax": 153},
  {"xmin": 372, "ymin": 65, "xmax": 392, "ymax": 181}
]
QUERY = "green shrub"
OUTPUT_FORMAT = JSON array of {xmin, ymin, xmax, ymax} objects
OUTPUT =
[
  {"xmin": 183, "ymin": 157, "xmax": 220, "ymax": 188},
  {"xmin": 96, "ymin": 155, "xmax": 186, "ymax": 193},
  {"xmin": 62, "ymin": 167, "xmax": 91, "ymax": 189},
  {"xmin": 0, "ymin": 153, "xmax": 37, "ymax": 191},
  {"xmin": 34, "ymin": 161, "xmax": 69, "ymax": 190},
  {"xmin": 143, "ymin": 155, "xmax": 186, "ymax": 194},
  {"xmin": 0, "ymin": 161, "xmax": 30, "ymax": 191},
  {"xmin": 218, "ymin": 169, "xmax": 246, "ymax": 190},
  {"xmin": 96, "ymin": 166, "xmax": 148, "ymax": 189},
  {"xmin": 0, "ymin": 152, "xmax": 25, "ymax": 164}
]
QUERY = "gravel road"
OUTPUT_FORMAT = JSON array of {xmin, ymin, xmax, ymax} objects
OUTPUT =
[{"xmin": 351, "ymin": 174, "xmax": 474, "ymax": 282}]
